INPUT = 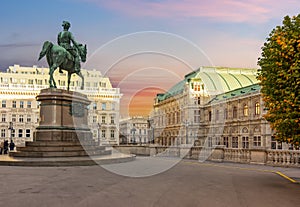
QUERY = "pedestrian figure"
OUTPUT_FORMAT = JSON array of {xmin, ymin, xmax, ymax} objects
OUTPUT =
[
  {"xmin": 9, "ymin": 140, "xmax": 15, "ymax": 151},
  {"xmin": 3, "ymin": 140, "xmax": 9, "ymax": 154},
  {"xmin": 0, "ymin": 141, "xmax": 3, "ymax": 155}
]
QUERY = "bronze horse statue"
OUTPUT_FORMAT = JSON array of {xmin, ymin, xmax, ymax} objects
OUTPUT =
[{"xmin": 38, "ymin": 41, "xmax": 87, "ymax": 90}]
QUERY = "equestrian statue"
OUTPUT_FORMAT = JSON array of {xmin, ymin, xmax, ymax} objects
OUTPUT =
[{"xmin": 38, "ymin": 21, "xmax": 87, "ymax": 90}]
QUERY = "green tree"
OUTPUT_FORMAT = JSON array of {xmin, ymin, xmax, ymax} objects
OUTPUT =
[{"xmin": 257, "ymin": 15, "xmax": 300, "ymax": 146}]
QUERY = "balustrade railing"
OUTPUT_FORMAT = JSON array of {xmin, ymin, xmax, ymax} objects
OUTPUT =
[
  {"xmin": 224, "ymin": 148, "xmax": 251, "ymax": 163},
  {"xmin": 266, "ymin": 150, "xmax": 300, "ymax": 167}
]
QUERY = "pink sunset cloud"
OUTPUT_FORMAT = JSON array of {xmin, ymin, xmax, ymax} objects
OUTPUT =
[{"xmin": 83, "ymin": 0, "xmax": 299, "ymax": 23}]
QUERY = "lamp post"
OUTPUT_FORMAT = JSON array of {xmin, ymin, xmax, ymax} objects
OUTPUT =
[
  {"xmin": 97, "ymin": 123, "xmax": 101, "ymax": 146},
  {"xmin": 131, "ymin": 128, "xmax": 136, "ymax": 144},
  {"xmin": 185, "ymin": 120, "xmax": 189, "ymax": 145},
  {"xmin": 8, "ymin": 122, "xmax": 13, "ymax": 141},
  {"xmin": 152, "ymin": 126, "xmax": 155, "ymax": 144}
]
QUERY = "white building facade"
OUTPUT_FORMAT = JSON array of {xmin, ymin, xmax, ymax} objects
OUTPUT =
[
  {"xmin": 0, "ymin": 65, "xmax": 122, "ymax": 146},
  {"xmin": 119, "ymin": 116, "xmax": 149, "ymax": 145}
]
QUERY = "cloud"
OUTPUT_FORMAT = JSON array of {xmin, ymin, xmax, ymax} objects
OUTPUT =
[
  {"xmin": 0, "ymin": 43, "xmax": 40, "ymax": 48},
  {"xmin": 83, "ymin": 0, "xmax": 299, "ymax": 23}
]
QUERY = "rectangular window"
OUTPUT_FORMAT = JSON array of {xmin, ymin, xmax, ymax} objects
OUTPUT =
[
  {"xmin": 101, "ymin": 116, "xmax": 106, "ymax": 124},
  {"xmin": 2, "ymin": 100, "xmax": 6, "ymax": 108},
  {"xmin": 223, "ymin": 137, "xmax": 229, "ymax": 148},
  {"xmin": 27, "ymin": 115, "xmax": 31, "ymax": 123},
  {"xmin": 194, "ymin": 97, "xmax": 201, "ymax": 105},
  {"xmin": 11, "ymin": 129, "xmax": 15, "ymax": 138},
  {"xmin": 224, "ymin": 109, "xmax": 228, "ymax": 120},
  {"xmin": 232, "ymin": 137, "xmax": 238, "ymax": 148},
  {"xmin": 255, "ymin": 103, "xmax": 260, "ymax": 115},
  {"xmin": 216, "ymin": 110, "xmax": 219, "ymax": 121},
  {"xmin": 271, "ymin": 136, "xmax": 282, "ymax": 150},
  {"xmin": 194, "ymin": 110, "xmax": 200, "ymax": 123},
  {"xmin": 12, "ymin": 101, "xmax": 17, "ymax": 108},
  {"xmin": 242, "ymin": 136, "xmax": 249, "ymax": 149},
  {"xmin": 28, "ymin": 79, "xmax": 34, "ymax": 84},
  {"xmin": 100, "ymin": 82, "xmax": 106, "ymax": 87},
  {"xmin": 101, "ymin": 103, "xmax": 106, "ymax": 110},
  {"xmin": 1, "ymin": 129, "xmax": 5, "ymax": 137},
  {"xmin": 1, "ymin": 114, "xmax": 6, "ymax": 122},
  {"xmin": 12, "ymin": 114, "xmax": 16, "ymax": 122},
  {"xmin": 92, "ymin": 116, "xmax": 97, "ymax": 123},
  {"xmin": 111, "ymin": 116, "xmax": 115, "ymax": 124},
  {"xmin": 253, "ymin": 136, "xmax": 261, "ymax": 147},
  {"xmin": 3, "ymin": 78, "xmax": 8, "ymax": 83},
  {"xmin": 27, "ymin": 101, "xmax": 32, "ymax": 108},
  {"xmin": 271, "ymin": 136, "xmax": 276, "ymax": 149},
  {"xmin": 243, "ymin": 105, "xmax": 249, "ymax": 117},
  {"xmin": 208, "ymin": 111, "xmax": 212, "ymax": 121},
  {"xmin": 111, "ymin": 130, "xmax": 115, "ymax": 138},
  {"xmin": 18, "ymin": 129, "xmax": 23, "ymax": 137},
  {"xmin": 101, "ymin": 129, "xmax": 106, "ymax": 138},
  {"xmin": 233, "ymin": 106, "xmax": 237, "ymax": 119},
  {"xmin": 194, "ymin": 83, "xmax": 201, "ymax": 91},
  {"xmin": 111, "ymin": 103, "xmax": 115, "ymax": 110},
  {"xmin": 93, "ymin": 102, "xmax": 97, "ymax": 110},
  {"xmin": 20, "ymin": 101, "xmax": 24, "ymax": 108},
  {"xmin": 26, "ymin": 129, "xmax": 30, "ymax": 138},
  {"xmin": 19, "ymin": 115, "xmax": 24, "ymax": 123}
]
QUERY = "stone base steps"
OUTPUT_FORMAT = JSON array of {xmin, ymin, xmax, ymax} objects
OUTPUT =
[
  {"xmin": 0, "ymin": 153, "xmax": 136, "ymax": 167},
  {"xmin": 10, "ymin": 149, "xmax": 111, "ymax": 158},
  {"xmin": 10, "ymin": 140, "xmax": 111, "ymax": 158}
]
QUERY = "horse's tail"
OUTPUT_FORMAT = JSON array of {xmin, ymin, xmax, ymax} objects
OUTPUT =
[{"xmin": 38, "ymin": 41, "xmax": 53, "ymax": 61}]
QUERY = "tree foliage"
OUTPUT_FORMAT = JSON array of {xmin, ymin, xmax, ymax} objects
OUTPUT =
[{"xmin": 257, "ymin": 15, "xmax": 300, "ymax": 146}]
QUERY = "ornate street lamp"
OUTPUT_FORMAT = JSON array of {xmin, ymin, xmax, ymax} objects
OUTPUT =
[
  {"xmin": 8, "ymin": 122, "xmax": 13, "ymax": 141},
  {"xmin": 185, "ymin": 120, "xmax": 189, "ymax": 145},
  {"xmin": 97, "ymin": 123, "xmax": 101, "ymax": 146}
]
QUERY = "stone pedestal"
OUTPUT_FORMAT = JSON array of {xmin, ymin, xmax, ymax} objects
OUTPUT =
[{"xmin": 10, "ymin": 88, "xmax": 111, "ymax": 158}]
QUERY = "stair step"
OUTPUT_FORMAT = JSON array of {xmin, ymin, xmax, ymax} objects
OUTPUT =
[{"xmin": 10, "ymin": 149, "xmax": 111, "ymax": 158}]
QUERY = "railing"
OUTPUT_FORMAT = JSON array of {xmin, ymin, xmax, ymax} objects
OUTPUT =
[
  {"xmin": 114, "ymin": 145, "xmax": 300, "ymax": 168},
  {"xmin": 224, "ymin": 148, "xmax": 251, "ymax": 163},
  {"xmin": 266, "ymin": 150, "xmax": 300, "ymax": 167}
]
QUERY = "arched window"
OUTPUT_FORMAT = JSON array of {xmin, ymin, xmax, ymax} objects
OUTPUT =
[
  {"xmin": 208, "ymin": 111, "xmax": 212, "ymax": 121},
  {"xmin": 233, "ymin": 106, "xmax": 237, "ymax": 119},
  {"xmin": 243, "ymin": 104, "xmax": 249, "ymax": 116},
  {"xmin": 255, "ymin": 102, "xmax": 260, "ymax": 115}
]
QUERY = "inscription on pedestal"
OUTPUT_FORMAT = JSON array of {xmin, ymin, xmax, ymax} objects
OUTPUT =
[{"xmin": 69, "ymin": 102, "xmax": 85, "ymax": 117}]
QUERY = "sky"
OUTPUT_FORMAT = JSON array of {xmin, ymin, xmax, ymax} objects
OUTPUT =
[{"xmin": 1, "ymin": 0, "xmax": 299, "ymax": 118}]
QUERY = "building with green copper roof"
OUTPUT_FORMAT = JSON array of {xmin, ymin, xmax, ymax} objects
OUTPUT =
[
  {"xmin": 156, "ymin": 66, "xmax": 259, "ymax": 103},
  {"xmin": 150, "ymin": 66, "xmax": 292, "ymax": 151}
]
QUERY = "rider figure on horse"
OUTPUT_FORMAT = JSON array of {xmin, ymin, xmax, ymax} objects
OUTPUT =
[{"xmin": 57, "ymin": 21, "xmax": 81, "ymax": 73}]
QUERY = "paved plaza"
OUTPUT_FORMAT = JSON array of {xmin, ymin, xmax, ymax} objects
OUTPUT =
[{"xmin": 0, "ymin": 156, "xmax": 299, "ymax": 207}]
